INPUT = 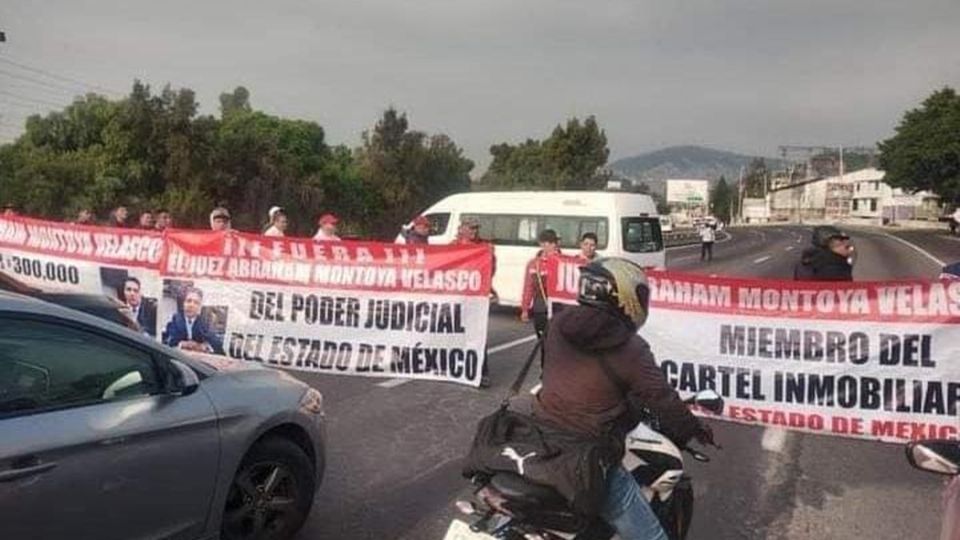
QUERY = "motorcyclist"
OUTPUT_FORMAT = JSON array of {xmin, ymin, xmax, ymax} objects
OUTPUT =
[
  {"xmin": 794, "ymin": 225, "xmax": 854, "ymax": 281},
  {"xmin": 533, "ymin": 257, "xmax": 713, "ymax": 540}
]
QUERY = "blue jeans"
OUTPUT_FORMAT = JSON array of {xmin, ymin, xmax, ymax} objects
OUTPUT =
[{"xmin": 601, "ymin": 466, "xmax": 668, "ymax": 540}]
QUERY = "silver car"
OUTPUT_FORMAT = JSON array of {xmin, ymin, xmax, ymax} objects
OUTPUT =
[{"xmin": 0, "ymin": 291, "xmax": 325, "ymax": 540}]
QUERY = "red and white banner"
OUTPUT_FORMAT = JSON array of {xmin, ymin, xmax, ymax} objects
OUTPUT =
[
  {"xmin": 0, "ymin": 216, "xmax": 163, "ymax": 335},
  {"xmin": 546, "ymin": 259, "xmax": 960, "ymax": 443},
  {"xmin": 157, "ymin": 230, "xmax": 493, "ymax": 386}
]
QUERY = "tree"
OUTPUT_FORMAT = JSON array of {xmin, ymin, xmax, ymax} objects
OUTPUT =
[
  {"xmin": 356, "ymin": 108, "xmax": 473, "ymax": 238},
  {"xmin": 879, "ymin": 87, "xmax": 960, "ymax": 204},
  {"xmin": 710, "ymin": 176, "xmax": 733, "ymax": 222},
  {"xmin": 480, "ymin": 116, "xmax": 610, "ymax": 190},
  {"xmin": 744, "ymin": 158, "xmax": 768, "ymax": 198}
]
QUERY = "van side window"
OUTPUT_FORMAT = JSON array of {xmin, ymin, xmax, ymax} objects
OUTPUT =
[
  {"xmin": 425, "ymin": 213, "xmax": 451, "ymax": 236},
  {"xmin": 462, "ymin": 214, "xmax": 608, "ymax": 249},
  {"xmin": 622, "ymin": 217, "xmax": 663, "ymax": 253}
]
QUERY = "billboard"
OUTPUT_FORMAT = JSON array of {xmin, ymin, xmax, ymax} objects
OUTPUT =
[{"xmin": 666, "ymin": 179, "xmax": 710, "ymax": 205}]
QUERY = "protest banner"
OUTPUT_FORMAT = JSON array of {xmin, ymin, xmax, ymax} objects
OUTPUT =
[
  {"xmin": 0, "ymin": 215, "xmax": 164, "ymax": 337},
  {"xmin": 546, "ymin": 257, "xmax": 960, "ymax": 443},
  {"xmin": 158, "ymin": 230, "xmax": 493, "ymax": 386}
]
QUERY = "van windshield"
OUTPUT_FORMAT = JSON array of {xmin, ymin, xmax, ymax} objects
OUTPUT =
[{"xmin": 622, "ymin": 217, "xmax": 663, "ymax": 253}]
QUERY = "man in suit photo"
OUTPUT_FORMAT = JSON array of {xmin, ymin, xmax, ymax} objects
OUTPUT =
[
  {"xmin": 120, "ymin": 277, "xmax": 157, "ymax": 337},
  {"xmin": 163, "ymin": 287, "xmax": 225, "ymax": 354}
]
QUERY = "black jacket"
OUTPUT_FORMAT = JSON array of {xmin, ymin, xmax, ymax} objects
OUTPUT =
[
  {"xmin": 533, "ymin": 305, "xmax": 702, "ymax": 446},
  {"xmin": 794, "ymin": 247, "xmax": 853, "ymax": 281}
]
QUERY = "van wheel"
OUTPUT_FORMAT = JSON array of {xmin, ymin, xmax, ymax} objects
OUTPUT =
[{"xmin": 221, "ymin": 437, "xmax": 316, "ymax": 540}]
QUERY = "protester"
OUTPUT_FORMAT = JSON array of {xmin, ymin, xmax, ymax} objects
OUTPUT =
[
  {"xmin": 450, "ymin": 217, "xmax": 496, "ymax": 387},
  {"xmin": 74, "ymin": 208, "xmax": 95, "ymax": 225},
  {"xmin": 520, "ymin": 229, "xmax": 562, "ymax": 351},
  {"xmin": 163, "ymin": 287, "xmax": 224, "ymax": 354},
  {"xmin": 313, "ymin": 213, "xmax": 341, "ymax": 241},
  {"xmin": 264, "ymin": 206, "xmax": 283, "ymax": 233},
  {"xmin": 699, "ymin": 221, "xmax": 717, "ymax": 262},
  {"xmin": 940, "ymin": 262, "xmax": 960, "ymax": 280},
  {"xmin": 264, "ymin": 208, "xmax": 288, "ymax": 237},
  {"xmin": 138, "ymin": 211, "xmax": 155, "ymax": 230},
  {"xmin": 108, "ymin": 206, "xmax": 129, "ymax": 228},
  {"xmin": 155, "ymin": 209, "xmax": 172, "ymax": 231},
  {"xmin": 209, "ymin": 207, "xmax": 232, "ymax": 231},
  {"xmin": 403, "ymin": 216, "xmax": 432, "ymax": 245},
  {"xmin": 119, "ymin": 277, "xmax": 157, "ymax": 337},
  {"xmin": 578, "ymin": 232, "xmax": 599, "ymax": 262},
  {"xmin": 794, "ymin": 226, "xmax": 854, "ymax": 281}
]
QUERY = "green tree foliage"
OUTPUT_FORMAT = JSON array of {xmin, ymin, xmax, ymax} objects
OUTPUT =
[
  {"xmin": 879, "ymin": 87, "xmax": 960, "ymax": 204},
  {"xmin": 481, "ymin": 116, "xmax": 610, "ymax": 190},
  {"xmin": 0, "ymin": 85, "xmax": 472, "ymax": 237},
  {"xmin": 356, "ymin": 108, "xmax": 473, "ymax": 238},
  {"xmin": 710, "ymin": 176, "xmax": 733, "ymax": 222}
]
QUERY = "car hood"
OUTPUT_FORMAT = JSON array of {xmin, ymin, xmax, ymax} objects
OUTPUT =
[{"xmin": 186, "ymin": 352, "xmax": 266, "ymax": 373}]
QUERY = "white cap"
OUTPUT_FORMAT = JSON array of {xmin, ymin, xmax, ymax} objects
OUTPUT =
[{"xmin": 268, "ymin": 206, "xmax": 282, "ymax": 220}]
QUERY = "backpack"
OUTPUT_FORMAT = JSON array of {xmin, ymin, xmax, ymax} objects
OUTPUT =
[{"xmin": 461, "ymin": 340, "xmax": 623, "ymax": 517}]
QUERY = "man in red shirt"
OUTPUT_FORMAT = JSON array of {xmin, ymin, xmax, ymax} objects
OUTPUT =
[{"xmin": 520, "ymin": 230, "xmax": 562, "ymax": 364}]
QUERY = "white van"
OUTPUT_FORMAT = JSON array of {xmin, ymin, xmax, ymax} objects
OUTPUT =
[{"xmin": 397, "ymin": 191, "xmax": 664, "ymax": 306}]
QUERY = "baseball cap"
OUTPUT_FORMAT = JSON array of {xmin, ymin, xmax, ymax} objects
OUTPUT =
[
  {"xmin": 210, "ymin": 207, "xmax": 231, "ymax": 220},
  {"xmin": 413, "ymin": 216, "xmax": 430, "ymax": 227},
  {"xmin": 268, "ymin": 206, "xmax": 283, "ymax": 220},
  {"xmin": 318, "ymin": 213, "xmax": 339, "ymax": 225}
]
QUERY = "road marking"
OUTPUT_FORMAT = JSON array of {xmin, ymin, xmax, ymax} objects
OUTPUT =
[
  {"xmin": 879, "ymin": 232, "xmax": 946, "ymax": 267},
  {"xmin": 488, "ymin": 334, "xmax": 538, "ymax": 354},
  {"xmin": 377, "ymin": 378, "xmax": 411, "ymax": 388},
  {"xmin": 761, "ymin": 427, "xmax": 788, "ymax": 453},
  {"xmin": 376, "ymin": 335, "xmax": 538, "ymax": 388},
  {"xmin": 753, "ymin": 255, "xmax": 772, "ymax": 264},
  {"xmin": 784, "ymin": 246, "xmax": 794, "ymax": 251}
]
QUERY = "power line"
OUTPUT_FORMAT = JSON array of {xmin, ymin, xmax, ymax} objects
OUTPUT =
[
  {"xmin": 0, "ymin": 55, "xmax": 121, "ymax": 96},
  {"xmin": 0, "ymin": 67, "xmax": 93, "ymax": 96},
  {"xmin": 0, "ymin": 89, "xmax": 65, "ymax": 108}
]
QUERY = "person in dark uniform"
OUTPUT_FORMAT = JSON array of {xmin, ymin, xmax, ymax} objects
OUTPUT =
[{"xmin": 794, "ymin": 226, "xmax": 854, "ymax": 281}]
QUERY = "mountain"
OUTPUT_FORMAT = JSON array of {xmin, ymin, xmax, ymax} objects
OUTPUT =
[{"xmin": 609, "ymin": 145, "xmax": 784, "ymax": 194}]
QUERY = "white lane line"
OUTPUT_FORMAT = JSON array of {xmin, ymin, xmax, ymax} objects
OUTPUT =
[
  {"xmin": 753, "ymin": 255, "xmax": 772, "ymax": 264},
  {"xmin": 377, "ymin": 378, "xmax": 411, "ymax": 388},
  {"xmin": 666, "ymin": 231, "xmax": 733, "ymax": 251},
  {"xmin": 784, "ymin": 246, "xmax": 794, "ymax": 252},
  {"xmin": 761, "ymin": 427, "xmax": 788, "ymax": 453},
  {"xmin": 377, "ymin": 334, "xmax": 538, "ymax": 388},
  {"xmin": 879, "ymin": 232, "xmax": 946, "ymax": 267},
  {"xmin": 489, "ymin": 334, "xmax": 538, "ymax": 354}
]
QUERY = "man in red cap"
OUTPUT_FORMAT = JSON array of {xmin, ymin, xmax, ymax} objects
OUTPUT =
[
  {"xmin": 403, "ymin": 216, "xmax": 432, "ymax": 244},
  {"xmin": 314, "ymin": 213, "xmax": 341, "ymax": 241}
]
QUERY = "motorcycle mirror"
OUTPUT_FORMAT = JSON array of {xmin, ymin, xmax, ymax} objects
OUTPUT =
[
  {"xmin": 693, "ymin": 389, "xmax": 724, "ymax": 414},
  {"xmin": 906, "ymin": 439, "xmax": 960, "ymax": 476}
]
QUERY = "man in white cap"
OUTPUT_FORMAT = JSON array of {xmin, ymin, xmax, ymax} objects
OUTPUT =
[{"xmin": 263, "ymin": 207, "xmax": 288, "ymax": 237}]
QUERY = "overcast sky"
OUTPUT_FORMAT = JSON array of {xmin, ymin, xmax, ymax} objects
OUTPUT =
[{"xmin": 1, "ymin": 0, "xmax": 958, "ymax": 170}]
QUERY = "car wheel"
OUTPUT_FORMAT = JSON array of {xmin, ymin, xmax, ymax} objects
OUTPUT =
[{"xmin": 221, "ymin": 437, "xmax": 316, "ymax": 540}]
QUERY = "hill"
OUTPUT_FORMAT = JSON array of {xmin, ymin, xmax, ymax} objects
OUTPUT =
[{"xmin": 610, "ymin": 145, "xmax": 784, "ymax": 193}]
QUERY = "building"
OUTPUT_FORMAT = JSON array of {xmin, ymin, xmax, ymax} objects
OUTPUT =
[
  {"xmin": 846, "ymin": 168, "xmax": 940, "ymax": 222},
  {"xmin": 665, "ymin": 179, "xmax": 710, "ymax": 224}
]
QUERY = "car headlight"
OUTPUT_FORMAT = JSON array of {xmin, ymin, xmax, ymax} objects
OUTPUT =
[{"xmin": 299, "ymin": 388, "xmax": 324, "ymax": 415}]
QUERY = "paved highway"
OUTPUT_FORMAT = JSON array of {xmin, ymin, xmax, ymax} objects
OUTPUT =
[{"xmin": 293, "ymin": 225, "xmax": 955, "ymax": 540}]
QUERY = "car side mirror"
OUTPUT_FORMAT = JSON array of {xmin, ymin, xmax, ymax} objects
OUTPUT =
[
  {"xmin": 906, "ymin": 439, "xmax": 960, "ymax": 476},
  {"xmin": 693, "ymin": 389, "xmax": 724, "ymax": 414},
  {"xmin": 166, "ymin": 359, "xmax": 200, "ymax": 397}
]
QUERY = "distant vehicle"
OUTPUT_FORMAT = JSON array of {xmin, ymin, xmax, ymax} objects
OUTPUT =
[
  {"xmin": 905, "ymin": 439, "xmax": 960, "ymax": 540},
  {"xmin": 0, "ymin": 291, "xmax": 326, "ymax": 540},
  {"xmin": 660, "ymin": 215, "xmax": 675, "ymax": 233},
  {"xmin": 0, "ymin": 271, "xmax": 139, "ymax": 331},
  {"xmin": 397, "ymin": 191, "xmax": 665, "ymax": 306}
]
